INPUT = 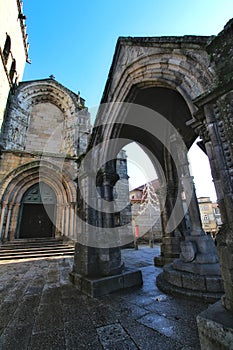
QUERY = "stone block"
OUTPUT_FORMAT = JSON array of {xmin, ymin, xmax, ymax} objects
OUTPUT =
[
  {"xmin": 163, "ymin": 265, "xmax": 183, "ymax": 287},
  {"xmin": 173, "ymin": 259, "xmax": 221, "ymax": 276},
  {"xmin": 182, "ymin": 273, "xmax": 206, "ymax": 292},
  {"xmin": 197, "ymin": 300, "xmax": 233, "ymax": 350},
  {"xmin": 70, "ymin": 269, "xmax": 142, "ymax": 298},
  {"xmin": 206, "ymin": 276, "xmax": 224, "ymax": 293}
]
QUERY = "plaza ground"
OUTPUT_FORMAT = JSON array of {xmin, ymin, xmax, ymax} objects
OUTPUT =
[{"xmin": 0, "ymin": 245, "xmax": 210, "ymax": 349}]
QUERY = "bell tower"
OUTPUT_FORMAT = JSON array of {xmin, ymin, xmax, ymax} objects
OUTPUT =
[{"xmin": 0, "ymin": 0, "xmax": 29, "ymax": 128}]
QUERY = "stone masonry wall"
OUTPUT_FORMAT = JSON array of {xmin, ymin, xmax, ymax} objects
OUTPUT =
[{"xmin": 25, "ymin": 103, "xmax": 64, "ymax": 153}]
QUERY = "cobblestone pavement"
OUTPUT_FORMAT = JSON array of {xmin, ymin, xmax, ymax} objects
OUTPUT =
[{"xmin": 0, "ymin": 245, "xmax": 210, "ymax": 349}]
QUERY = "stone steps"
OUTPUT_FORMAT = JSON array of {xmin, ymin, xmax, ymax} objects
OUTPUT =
[{"xmin": 0, "ymin": 238, "xmax": 75, "ymax": 260}]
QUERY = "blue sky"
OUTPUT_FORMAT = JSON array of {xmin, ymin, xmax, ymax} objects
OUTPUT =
[
  {"xmin": 23, "ymin": 0, "xmax": 232, "ymax": 108},
  {"xmin": 22, "ymin": 0, "xmax": 232, "ymax": 200}
]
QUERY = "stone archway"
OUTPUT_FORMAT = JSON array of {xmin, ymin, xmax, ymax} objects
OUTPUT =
[
  {"xmin": 18, "ymin": 183, "xmax": 56, "ymax": 239},
  {"xmin": 72, "ymin": 20, "xmax": 233, "ymax": 349},
  {"xmin": 72, "ymin": 33, "xmax": 218, "ymax": 275},
  {"xmin": 0, "ymin": 160, "xmax": 77, "ymax": 242}
]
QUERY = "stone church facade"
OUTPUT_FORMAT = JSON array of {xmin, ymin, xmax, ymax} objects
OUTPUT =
[
  {"xmin": 0, "ymin": 77, "xmax": 91, "ymax": 242},
  {"xmin": 1, "ymin": 2, "xmax": 233, "ymax": 348}
]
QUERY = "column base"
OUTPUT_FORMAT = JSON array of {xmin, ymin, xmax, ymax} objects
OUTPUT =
[
  {"xmin": 70, "ymin": 268, "xmax": 143, "ymax": 298},
  {"xmin": 197, "ymin": 300, "xmax": 233, "ymax": 349},
  {"xmin": 154, "ymin": 256, "xmax": 176, "ymax": 267},
  {"xmin": 156, "ymin": 264, "xmax": 224, "ymax": 302},
  {"xmin": 154, "ymin": 236, "xmax": 181, "ymax": 266}
]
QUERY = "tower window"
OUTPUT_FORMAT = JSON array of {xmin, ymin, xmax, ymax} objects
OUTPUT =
[
  {"xmin": 9, "ymin": 59, "xmax": 16, "ymax": 82},
  {"xmin": 3, "ymin": 35, "xmax": 11, "ymax": 63}
]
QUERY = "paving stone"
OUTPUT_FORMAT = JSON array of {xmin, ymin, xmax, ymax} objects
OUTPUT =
[
  {"xmin": 0, "ymin": 300, "xmax": 19, "ymax": 334},
  {"xmin": 0, "ymin": 324, "xmax": 32, "ymax": 350},
  {"xmin": 96, "ymin": 323, "xmax": 137, "ymax": 349},
  {"xmin": 64, "ymin": 319, "xmax": 101, "ymax": 349},
  {"xmin": 88, "ymin": 304, "xmax": 120, "ymax": 326},
  {"xmin": 10, "ymin": 294, "xmax": 40, "ymax": 326},
  {"xmin": 122, "ymin": 319, "xmax": 182, "ymax": 350},
  {"xmin": 28, "ymin": 329, "xmax": 66, "ymax": 350},
  {"xmin": 33, "ymin": 302, "xmax": 64, "ymax": 333},
  {"xmin": 0, "ymin": 247, "xmax": 207, "ymax": 350}
]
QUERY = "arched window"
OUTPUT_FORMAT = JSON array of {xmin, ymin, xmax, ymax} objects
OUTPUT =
[
  {"xmin": 9, "ymin": 59, "xmax": 16, "ymax": 82},
  {"xmin": 3, "ymin": 35, "xmax": 11, "ymax": 63}
]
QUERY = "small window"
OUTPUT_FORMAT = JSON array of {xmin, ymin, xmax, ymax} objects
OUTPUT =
[
  {"xmin": 3, "ymin": 35, "xmax": 11, "ymax": 63},
  {"xmin": 203, "ymin": 214, "xmax": 209, "ymax": 223},
  {"xmin": 9, "ymin": 59, "xmax": 16, "ymax": 82}
]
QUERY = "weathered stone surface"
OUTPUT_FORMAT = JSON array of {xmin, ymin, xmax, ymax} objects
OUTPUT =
[
  {"xmin": 172, "ymin": 259, "xmax": 221, "ymax": 276},
  {"xmin": 180, "ymin": 241, "xmax": 196, "ymax": 262},
  {"xmin": 163, "ymin": 264, "xmax": 183, "ymax": 287},
  {"xmin": 182, "ymin": 273, "xmax": 206, "ymax": 292},
  {"xmin": 157, "ymin": 263, "xmax": 224, "ymax": 301},
  {"xmin": 70, "ymin": 268, "xmax": 143, "ymax": 297},
  {"xmin": 197, "ymin": 300, "xmax": 233, "ymax": 350},
  {"xmin": 0, "ymin": 247, "xmax": 209, "ymax": 349}
]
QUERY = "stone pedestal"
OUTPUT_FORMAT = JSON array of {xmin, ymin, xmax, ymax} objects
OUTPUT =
[
  {"xmin": 156, "ymin": 234, "xmax": 224, "ymax": 301},
  {"xmin": 197, "ymin": 300, "xmax": 233, "ymax": 349},
  {"xmin": 71, "ymin": 242, "xmax": 143, "ymax": 297},
  {"xmin": 70, "ymin": 268, "xmax": 143, "ymax": 297}
]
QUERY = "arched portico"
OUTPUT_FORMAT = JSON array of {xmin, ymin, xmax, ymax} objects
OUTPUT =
[
  {"xmin": 72, "ymin": 35, "xmax": 223, "ymax": 301},
  {"xmin": 72, "ymin": 21, "xmax": 233, "ymax": 348}
]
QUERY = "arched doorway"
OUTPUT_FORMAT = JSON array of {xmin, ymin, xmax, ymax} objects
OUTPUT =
[{"xmin": 17, "ymin": 183, "xmax": 56, "ymax": 239}]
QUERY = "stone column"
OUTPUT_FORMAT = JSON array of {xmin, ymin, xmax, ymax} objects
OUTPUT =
[
  {"xmin": 8, "ymin": 203, "xmax": 20, "ymax": 240},
  {"xmin": 195, "ymin": 20, "xmax": 233, "ymax": 349},
  {"xmin": 156, "ymin": 135, "xmax": 223, "ymax": 301},
  {"xmin": 203, "ymin": 101, "xmax": 233, "ymax": 312},
  {"xmin": 5, "ymin": 203, "xmax": 13, "ymax": 241},
  {"xmin": 154, "ymin": 148, "xmax": 184, "ymax": 266},
  {"xmin": 0, "ymin": 203, "xmax": 7, "ymax": 241},
  {"xmin": 69, "ymin": 202, "xmax": 75, "ymax": 239},
  {"xmin": 71, "ymin": 165, "xmax": 142, "ymax": 297}
]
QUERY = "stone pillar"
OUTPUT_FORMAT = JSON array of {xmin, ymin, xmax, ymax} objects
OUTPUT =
[
  {"xmin": 154, "ymin": 148, "xmax": 184, "ymax": 266},
  {"xmin": 69, "ymin": 202, "xmax": 75, "ymax": 239},
  {"xmin": 64, "ymin": 205, "xmax": 70, "ymax": 237},
  {"xmin": 194, "ymin": 99, "xmax": 233, "ymax": 349},
  {"xmin": 55, "ymin": 204, "xmax": 63, "ymax": 237},
  {"xmin": 0, "ymin": 203, "xmax": 7, "ymax": 241},
  {"xmin": 8, "ymin": 203, "xmax": 20, "ymax": 240},
  {"xmin": 5, "ymin": 204, "xmax": 13, "ymax": 241},
  {"xmin": 203, "ymin": 101, "xmax": 233, "ymax": 312},
  {"xmin": 193, "ymin": 19, "xmax": 233, "ymax": 348},
  {"xmin": 71, "ymin": 166, "xmax": 142, "ymax": 297},
  {"xmin": 156, "ymin": 136, "xmax": 223, "ymax": 301}
]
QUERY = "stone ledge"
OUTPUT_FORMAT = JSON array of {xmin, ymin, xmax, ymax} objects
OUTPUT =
[
  {"xmin": 173, "ymin": 259, "xmax": 221, "ymax": 276},
  {"xmin": 70, "ymin": 269, "xmax": 143, "ymax": 298},
  {"xmin": 197, "ymin": 300, "xmax": 233, "ymax": 350}
]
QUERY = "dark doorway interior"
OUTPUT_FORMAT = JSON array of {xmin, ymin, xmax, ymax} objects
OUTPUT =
[
  {"xmin": 18, "ymin": 183, "xmax": 56, "ymax": 239},
  {"xmin": 19, "ymin": 204, "xmax": 55, "ymax": 238}
]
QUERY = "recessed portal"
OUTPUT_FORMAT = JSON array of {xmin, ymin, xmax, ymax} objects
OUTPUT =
[{"xmin": 18, "ymin": 183, "xmax": 56, "ymax": 239}]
